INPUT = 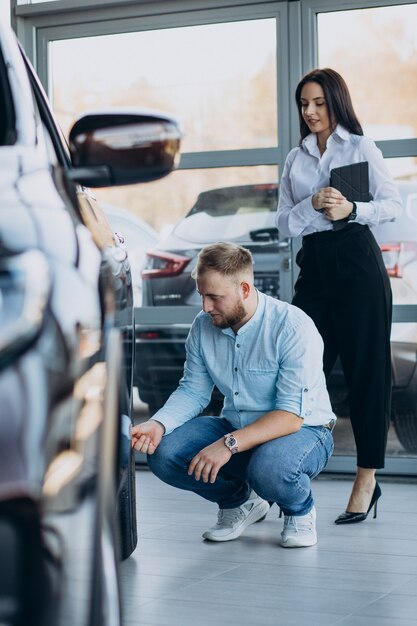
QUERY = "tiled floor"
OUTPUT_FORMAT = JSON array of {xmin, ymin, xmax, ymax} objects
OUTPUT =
[{"xmin": 120, "ymin": 470, "xmax": 417, "ymax": 626}]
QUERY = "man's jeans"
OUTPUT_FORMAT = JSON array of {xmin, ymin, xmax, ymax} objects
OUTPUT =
[{"xmin": 147, "ymin": 416, "xmax": 334, "ymax": 516}]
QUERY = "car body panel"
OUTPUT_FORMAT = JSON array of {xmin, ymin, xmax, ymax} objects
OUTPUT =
[{"xmin": 0, "ymin": 20, "xmax": 181, "ymax": 625}]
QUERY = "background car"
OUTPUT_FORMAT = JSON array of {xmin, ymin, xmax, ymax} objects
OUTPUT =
[
  {"xmin": 135, "ymin": 181, "xmax": 417, "ymax": 453},
  {"xmin": 141, "ymin": 184, "xmax": 281, "ymax": 307},
  {"xmin": 0, "ymin": 21, "xmax": 180, "ymax": 626},
  {"xmin": 104, "ymin": 203, "xmax": 158, "ymax": 306},
  {"xmin": 136, "ymin": 183, "xmax": 282, "ymax": 413}
]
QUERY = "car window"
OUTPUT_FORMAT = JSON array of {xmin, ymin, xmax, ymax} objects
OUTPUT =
[
  {"xmin": 0, "ymin": 46, "xmax": 17, "ymax": 145},
  {"xmin": 19, "ymin": 47, "xmax": 120, "ymax": 252},
  {"xmin": 173, "ymin": 184, "xmax": 278, "ymax": 243},
  {"xmin": 187, "ymin": 185, "xmax": 278, "ymax": 217},
  {"xmin": 20, "ymin": 47, "xmax": 71, "ymax": 168}
]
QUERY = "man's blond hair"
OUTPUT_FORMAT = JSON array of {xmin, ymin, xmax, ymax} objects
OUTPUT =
[{"xmin": 191, "ymin": 242, "xmax": 254, "ymax": 281}]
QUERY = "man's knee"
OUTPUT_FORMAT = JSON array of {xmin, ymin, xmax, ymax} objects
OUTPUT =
[
  {"xmin": 247, "ymin": 449, "xmax": 296, "ymax": 498},
  {"xmin": 147, "ymin": 433, "xmax": 188, "ymax": 479}
]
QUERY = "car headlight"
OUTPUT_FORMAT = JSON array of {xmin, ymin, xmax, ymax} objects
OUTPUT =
[{"xmin": 0, "ymin": 249, "xmax": 51, "ymax": 366}]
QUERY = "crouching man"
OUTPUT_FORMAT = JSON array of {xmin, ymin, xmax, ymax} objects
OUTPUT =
[{"xmin": 132, "ymin": 242, "xmax": 335, "ymax": 547}]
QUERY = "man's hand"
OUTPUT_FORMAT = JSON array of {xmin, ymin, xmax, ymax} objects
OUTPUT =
[
  {"xmin": 188, "ymin": 439, "xmax": 232, "ymax": 484},
  {"xmin": 131, "ymin": 420, "xmax": 165, "ymax": 455}
]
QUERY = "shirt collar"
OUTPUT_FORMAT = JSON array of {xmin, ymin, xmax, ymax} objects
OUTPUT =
[
  {"xmin": 301, "ymin": 124, "xmax": 349, "ymax": 155},
  {"xmin": 332, "ymin": 124, "xmax": 349, "ymax": 142},
  {"xmin": 221, "ymin": 290, "xmax": 266, "ymax": 338}
]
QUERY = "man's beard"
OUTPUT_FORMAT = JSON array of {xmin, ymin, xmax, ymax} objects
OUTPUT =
[{"xmin": 210, "ymin": 301, "xmax": 247, "ymax": 329}]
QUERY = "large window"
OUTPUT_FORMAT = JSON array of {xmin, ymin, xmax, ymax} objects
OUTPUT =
[
  {"xmin": 47, "ymin": 9, "xmax": 284, "ymax": 248},
  {"xmin": 50, "ymin": 19, "xmax": 277, "ymax": 153},
  {"xmin": 318, "ymin": 3, "xmax": 417, "ymax": 144}
]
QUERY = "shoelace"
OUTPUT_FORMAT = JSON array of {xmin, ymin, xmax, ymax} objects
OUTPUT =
[
  {"xmin": 284, "ymin": 513, "xmax": 314, "ymax": 533},
  {"xmin": 283, "ymin": 516, "xmax": 298, "ymax": 532},
  {"xmin": 217, "ymin": 507, "xmax": 246, "ymax": 527}
]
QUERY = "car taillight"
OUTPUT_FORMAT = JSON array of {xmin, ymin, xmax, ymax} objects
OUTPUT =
[
  {"xmin": 253, "ymin": 184, "xmax": 278, "ymax": 191},
  {"xmin": 142, "ymin": 250, "xmax": 190, "ymax": 279},
  {"xmin": 380, "ymin": 243, "xmax": 402, "ymax": 278},
  {"xmin": 138, "ymin": 331, "xmax": 160, "ymax": 339}
]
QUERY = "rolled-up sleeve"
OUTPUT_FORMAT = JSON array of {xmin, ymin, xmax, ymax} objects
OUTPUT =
[
  {"xmin": 274, "ymin": 315, "xmax": 326, "ymax": 418},
  {"xmin": 151, "ymin": 319, "xmax": 214, "ymax": 435}
]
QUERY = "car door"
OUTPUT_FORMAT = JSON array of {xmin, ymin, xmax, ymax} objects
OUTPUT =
[{"xmin": 23, "ymin": 51, "xmax": 138, "ymax": 558}]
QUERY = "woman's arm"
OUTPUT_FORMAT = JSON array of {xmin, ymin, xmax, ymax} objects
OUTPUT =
[{"xmin": 276, "ymin": 149, "xmax": 326, "ymax": 237}]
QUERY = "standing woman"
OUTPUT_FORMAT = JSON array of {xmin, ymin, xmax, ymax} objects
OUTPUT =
[{"xmin": 277, "ymin": 68, "xmax": 402, "ymax": 524}]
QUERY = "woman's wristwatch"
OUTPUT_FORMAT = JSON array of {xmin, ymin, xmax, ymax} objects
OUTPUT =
[
  {"xmin": 224, "ymin": 433, "xmax": 239, "ymax": 454},
  {"xmin": 347, "ymin": 201, "xmax": 358, "ymax": 222}
]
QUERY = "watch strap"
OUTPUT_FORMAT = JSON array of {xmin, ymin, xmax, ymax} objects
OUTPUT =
[{"xmin": 347, "ymin": 201, "xmax": 358, "ymax": 222}]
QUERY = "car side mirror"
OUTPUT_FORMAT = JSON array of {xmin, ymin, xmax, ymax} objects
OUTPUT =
[{"xmin": 68, "ymin": 111, "xmax": 181, "ymax": 187}]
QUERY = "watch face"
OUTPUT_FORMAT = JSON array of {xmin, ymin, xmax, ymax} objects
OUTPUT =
[
  {"xmin": 226, "ymin": 435, "xmax": 237, "ymax": 447},
  {"xmin": 225, "ymin": 434, "xmax": 238, "ymax": 453}
]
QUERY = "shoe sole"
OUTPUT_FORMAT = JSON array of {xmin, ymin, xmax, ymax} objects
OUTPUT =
[
  {"xmin": 281, "ymin": 536, "xmax": 317, "ymax": 548},
  {"xmin": 202, "ymin": 500, "xmax": 270, "ymax": 542}
]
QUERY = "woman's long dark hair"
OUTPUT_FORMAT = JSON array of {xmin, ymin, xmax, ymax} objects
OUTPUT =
[{"xmin": 295, "ymin": 68, "xmax": 363, "ymax": 144}]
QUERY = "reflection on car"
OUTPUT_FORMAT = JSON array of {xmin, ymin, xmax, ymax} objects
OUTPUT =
[
  {"xmin": 135, "ymin": 181, "xmax": 417, "ymax": 453},
  {"xmin": 103, "ymin": 203, "xmax": 158, "ymax": 306},
  {"xmin": 0, "ymin": 21, "xmax": 180, "ymax": 626}
]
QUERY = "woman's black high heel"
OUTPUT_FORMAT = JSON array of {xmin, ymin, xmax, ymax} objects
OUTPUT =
[{"xmin": 334, "ymin": 482, "xmax": 381, "ymax": 525}]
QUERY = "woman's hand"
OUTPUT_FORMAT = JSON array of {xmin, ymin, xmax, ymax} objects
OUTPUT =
[{"xmin": 312, "ymin": 187, "xmax": 353, "ymax": 221}]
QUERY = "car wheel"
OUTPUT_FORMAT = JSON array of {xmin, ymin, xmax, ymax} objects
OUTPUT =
[{"xmin": 118, "ymin": 435, "xmax": 138, "ymax": 561}]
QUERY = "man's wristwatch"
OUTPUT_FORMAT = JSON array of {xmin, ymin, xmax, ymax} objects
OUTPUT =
[
  {"xmin": 347, "ymin": 201, "xmax": 358, "ymax": 222},
  {"xmin": 224, "ymin": 433, "xmax": 239, "ymax": 454}
]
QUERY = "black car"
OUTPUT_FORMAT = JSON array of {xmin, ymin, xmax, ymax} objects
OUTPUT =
[
  {"xmin": 0, "ymin": 22, "xmax": 180, "ymax": 626},
  {"xmin": 135, "ymin": 182, "xmax": 417, "ymax": 453}
]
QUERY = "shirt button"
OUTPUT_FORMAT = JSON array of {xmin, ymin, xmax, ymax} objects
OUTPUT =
[
  {"xmin": 236, "ymin": 344, "xmax": 241, "ymax": 348},
  {"xmin": 234, "ymin": 367, "xmax": 238, "ymax": 372},
  {"xmin": 234, "ymin": 391, "xmax": 239, "ymax": 396},
  {"xmin": 303, "ymin": 388, "xmax": 309, "ymax": 393},
  {"xmin": 305, "ymin": 410, "xmax": 312, "ymax": 416}
]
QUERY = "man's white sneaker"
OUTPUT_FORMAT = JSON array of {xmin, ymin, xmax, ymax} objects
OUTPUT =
[
  {"xmin": 202, "ymin": 491, "xmax": 270, "ymax": 542},
  {"xmin": 281, "ymin": 506, "xmax": 317, "ymax": 548}
]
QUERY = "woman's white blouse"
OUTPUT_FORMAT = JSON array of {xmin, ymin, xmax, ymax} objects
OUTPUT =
[{"xmin": 276, "ymin": 124, "xmax": 403, "ymax": 237}]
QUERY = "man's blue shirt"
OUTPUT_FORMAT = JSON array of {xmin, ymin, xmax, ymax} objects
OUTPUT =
[{"xmin": 152, "ymin": 291, "xmax": 336, "ymax": 435}]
